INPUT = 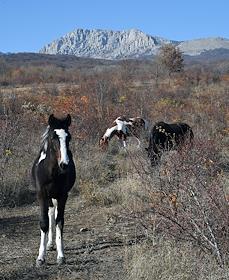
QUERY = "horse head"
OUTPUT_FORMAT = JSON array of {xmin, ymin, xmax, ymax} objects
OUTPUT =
[
  {"xmin": 48, "ymin": 114, "xmax": 72, "ymax": 171},
  {"xmin": 99, "ymin": 136, "xmax": 109, "ymax": 149}
]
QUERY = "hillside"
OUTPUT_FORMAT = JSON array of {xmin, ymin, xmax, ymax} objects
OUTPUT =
[{"xmin": 39, "ymin": 28, "xmax": 229, "ymax": 59}]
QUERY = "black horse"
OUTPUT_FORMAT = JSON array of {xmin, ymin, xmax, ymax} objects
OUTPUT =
[
  {"xmin": 146, "ymin": 121, "xmax": 194, "ymax": 166},
  {"xmin": 32, "ymin": 114, "xmax": 76, "ymax": 266}
]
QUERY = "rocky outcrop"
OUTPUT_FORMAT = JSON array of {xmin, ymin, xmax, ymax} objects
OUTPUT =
[{"xmin": 39, "ymin": 28, "xmax": 229, "ymax": 59}]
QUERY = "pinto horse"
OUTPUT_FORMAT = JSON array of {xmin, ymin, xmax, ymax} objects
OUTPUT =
[
  {"xmin": 99, "ymin": 116, "xmax": 148, "ymax": 148},
  {"xmin": 32, "ymin": 114, "xmax": 76, "ymax": 266},
  {"xmin": 146, "ymin": 121, "xmax": 194, "ymax": 166}
]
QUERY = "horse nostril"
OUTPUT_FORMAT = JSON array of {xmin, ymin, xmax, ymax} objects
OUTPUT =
[{"xmin": 60, "ymin": 162, "xmax": 68, "ymax": 170}]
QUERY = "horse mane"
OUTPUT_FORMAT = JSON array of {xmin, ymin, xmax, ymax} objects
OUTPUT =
[{"xmin": 40, "ymin": 126, "xmax": 50, "ymax": 151}]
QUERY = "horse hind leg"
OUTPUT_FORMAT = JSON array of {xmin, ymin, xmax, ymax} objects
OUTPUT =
[
  {"xmin": 55, "ymin": 196, "xmax": 67, "ymax": 265},
  {"xmin": 135, "ymin": 136, "xmax": 141, "ymax": 148}
]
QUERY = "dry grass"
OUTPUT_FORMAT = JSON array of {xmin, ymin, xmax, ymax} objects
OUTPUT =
[
  {"xmin": 124, "ymin": 240, "xmax": 229, "ymax": 280},
  {"xmin": 0, "ymin": 57, "xmax": 229, "ymax": 279}
]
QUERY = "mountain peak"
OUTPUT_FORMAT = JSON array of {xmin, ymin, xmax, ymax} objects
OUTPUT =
[
  {"xmin": 39, "ymin": 28, "xmax": 172, "ymax": 59},
  {"xmin": 39, "ymin": 28, "xmax": 229, "ymax": 59}
]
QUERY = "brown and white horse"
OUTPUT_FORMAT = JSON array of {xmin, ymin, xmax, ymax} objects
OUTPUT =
[
  {"xmin": 32, "ymin": 114, "xmax": 76, "ymax": 266},
  {"xmin": 99, "ymin": 116, "xmax": 148, "ymax": 148}
]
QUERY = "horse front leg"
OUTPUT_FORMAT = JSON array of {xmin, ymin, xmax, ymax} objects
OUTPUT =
[
  {"xmin": 36, "ymin": 196, "xmax": 49, "ymax": 267},
  {"xmin": 149, "ymin": 144, "xmax": 161, "ymax": 166},
  {"xmin": 123, "ymin": 138, "xmax": 127, "ymax": 148},
  {"xmin": 47, "ymin": 199, "xmax": 56, "ymax": 251},
  {"xmin": 120, "ymin": 134, "xmax": 127, "ymax": 148},
  {"xmin": 56, "ymin": 195, "xmax": 68, "ymax": 265}
]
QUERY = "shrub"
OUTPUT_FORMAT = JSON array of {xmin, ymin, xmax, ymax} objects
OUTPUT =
[{"xmin": 130, "ymin": 134, "xmax": 229, "ymax": 266}]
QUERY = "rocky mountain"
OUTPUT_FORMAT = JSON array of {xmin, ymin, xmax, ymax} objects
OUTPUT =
[
  {"xmin": 39, "ymin": 28, "xmax": 229, "ymax": 60},
  {"xmin": 179, "ymin": 37, "xmax": 229, "ymax": 55}
]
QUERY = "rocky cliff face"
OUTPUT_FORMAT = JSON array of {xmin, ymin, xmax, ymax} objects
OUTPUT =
[
  {"xmin": 39, "ymin": 29, "xmax": 175, "ymax": 59},
  {"xmin": 39, "ymin": 28, "xmax": 229, "ymax": 59}
]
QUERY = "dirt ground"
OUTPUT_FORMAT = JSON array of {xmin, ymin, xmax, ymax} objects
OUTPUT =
[{"xmin": 0, "ymin": 196, "xmax": 146, "ymax": 280}]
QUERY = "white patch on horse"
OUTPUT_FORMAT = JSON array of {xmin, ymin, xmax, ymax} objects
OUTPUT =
[
  {"xmin": 114, "ymin": 119, "xmax": 127, "ymax": 134},
  {"xmin": 123, "ymin": 119, "xmax": 134, "ymax": 126},
  {"xmin": 104, "ymin": 125, "xmax": 118, "ymax": 138},
  {"xmin": 52, "ymin": 198, "xmax": 58, "ymax": 208},
  {"xmin": 54, "ymin": 129, "xmax": 69, "ymax": 165},
  {"xmin": 38, "ymin": 151, "xmax": 46, "ymax": 164},
  {"xmin": 37, "ymin": 136, "xmax": 48, "ymax": 164}
]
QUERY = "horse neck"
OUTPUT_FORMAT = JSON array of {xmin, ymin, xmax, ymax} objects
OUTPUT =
[{"xmin": 104, "ymin": 126, "xmax": 118, "ymax": 141}]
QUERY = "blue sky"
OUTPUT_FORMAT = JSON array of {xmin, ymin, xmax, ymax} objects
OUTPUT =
[{"xmin": 0, "ymin": 0, "xmax": 228, "ymax": 53}]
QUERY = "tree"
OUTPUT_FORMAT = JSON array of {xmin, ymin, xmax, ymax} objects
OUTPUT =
[{"xmin": 157, "ymin": 44, "xmax": 184, "ymax": 75}]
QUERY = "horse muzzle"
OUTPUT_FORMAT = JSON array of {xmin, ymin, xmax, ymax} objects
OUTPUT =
[
  {"xmin": 99, "ymin": 138, "xmax": 108, "ymax": 148},
  {"xmin": 59, "ymin": 162, "xmax": 69, "ymax": 172}
]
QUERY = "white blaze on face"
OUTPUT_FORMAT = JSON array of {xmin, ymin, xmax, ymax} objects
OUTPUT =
[{"xmin": 54, "ymin": 129, "xmax": 69, "ymax": 165}]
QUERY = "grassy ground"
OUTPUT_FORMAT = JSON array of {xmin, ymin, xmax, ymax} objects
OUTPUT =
[
  {"xmin": 0, "ymin": 60, "xmax": 228, "ymax": 279},
  {"xmin": 1, "ymin": 189, "xmax": 229, "ymax": 280},
  {"xmin": 0, "ymin": 194, "xmax": 147, "ymax": 280}
]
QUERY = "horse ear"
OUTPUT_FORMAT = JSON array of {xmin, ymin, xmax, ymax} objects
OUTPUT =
[
  {"xmin": 66, "ymin": 114, "xmax": 71, "ymax": 127},
  {"xmin": 48, "ymin": 114, "xmax": 56, "ymax": 127}
]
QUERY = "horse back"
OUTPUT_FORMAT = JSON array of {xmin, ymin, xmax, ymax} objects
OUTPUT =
[{"xmin": 148, "ymin": 121, "xmax": 193, "ymax": 150}]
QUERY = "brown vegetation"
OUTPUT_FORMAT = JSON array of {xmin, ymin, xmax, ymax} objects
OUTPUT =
[{"xmin": 0, "ymin": 53, "xmax": 229, "ymax": 279}]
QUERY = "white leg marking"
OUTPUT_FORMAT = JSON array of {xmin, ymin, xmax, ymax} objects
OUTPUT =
[
  {"xmin": 56, "ymin": 223, "xmax": 64, "ymax": 260},
  {"xmin": 37, "ymin": 230, "xmax": 48, "ymax": 263},
  {"xmin": 123, "ymin": 140, "xmax": 127, "ymax": 148},
  {"xmin": 47, "ymin": 206, "xmax": 55, "ymax": 250}
]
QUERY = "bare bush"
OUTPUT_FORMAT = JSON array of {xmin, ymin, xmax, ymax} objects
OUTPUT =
[
  {"xmin": 0, "ymin": 99, "xmax": 37, "ymax": 207},
  {"xmin": 129, "ymin": 134, "xmax": 229, "ymax": 266}
]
